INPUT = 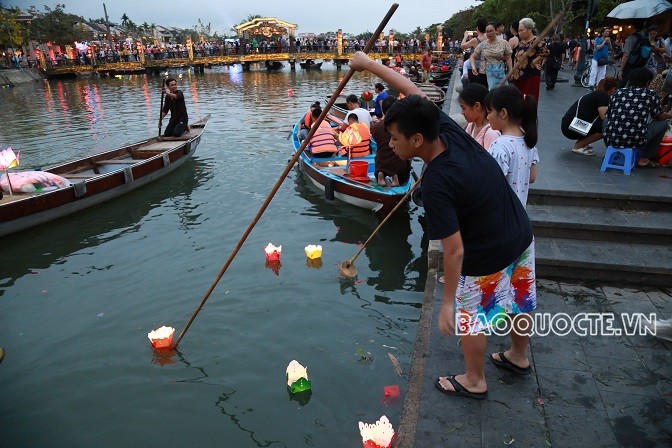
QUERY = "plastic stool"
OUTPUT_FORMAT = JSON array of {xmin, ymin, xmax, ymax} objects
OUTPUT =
[{"xmin": 600, "ymin": 146, "xmax": 637, "ymax": 175}]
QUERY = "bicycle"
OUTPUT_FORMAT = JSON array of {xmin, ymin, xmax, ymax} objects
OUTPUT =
[{"xmin": 581, "ymin": 58, "xmax": 619, "ymax": 88}]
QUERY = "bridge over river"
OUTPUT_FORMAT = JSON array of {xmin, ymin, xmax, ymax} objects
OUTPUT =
[{"xmin": 43, "ymin": 50, "xmax": 429, "ymax": 78}]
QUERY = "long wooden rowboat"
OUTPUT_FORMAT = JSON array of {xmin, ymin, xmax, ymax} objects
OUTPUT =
[
  {"xmin": 0, "ymin": 115, "xmax": 211, "ymax": 238},
  {"xmin": 292, "ymin": 118, "xmax": 412, "ymax": 214}
]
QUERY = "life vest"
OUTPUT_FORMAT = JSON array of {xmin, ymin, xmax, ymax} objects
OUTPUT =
[
  {"xmin": 339, "ymin": 122, "xmax": 371, "ymax": 157},
  {"xmin": 303, "ymin": 110, "xmax": 312, "ymax": 129},
  {"xmin": 309, "ymin": 121, "xmax": 337, "ymax": 155}
]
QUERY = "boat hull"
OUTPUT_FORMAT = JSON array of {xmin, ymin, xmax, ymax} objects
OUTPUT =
[
  {"xmin": 292, "ymin": 121, "xmax": 410, "ymax": 214},
  {"xmin": 0, "ymin": 115, "xmax": 210, "ymax": 237}
]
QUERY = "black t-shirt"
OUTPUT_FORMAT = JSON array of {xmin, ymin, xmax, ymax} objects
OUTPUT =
[
  {"xmin": 163, "ymin": 90, "xmax": 188, "ymax": 123},
  {"xmin": 423, "ymin": 111, "xmax": 533, "ymax": 276},
  {"xmin": 562, "ymin": 90, "xmax": 609, "ymax": 126},
  {"xmin": 371, "ymin": 120, "xmax": 410, "ymax": 178}
]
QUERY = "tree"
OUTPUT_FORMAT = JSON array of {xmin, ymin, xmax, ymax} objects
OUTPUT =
[
  {"xmin": 0, "ymin": 6, "xmax": 24, "ymax": 50},
  {"xmin": 26, "ymin": 4, "xmax": 93, "ymax": 47},
  {"xmin": 120, "ymin": 13, "xmax": 129, "ymax": 28}
]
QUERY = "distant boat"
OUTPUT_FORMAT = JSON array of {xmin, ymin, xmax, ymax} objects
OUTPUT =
[
  {"xmin": 265, "ymin": 61, "xmax": 284, "ymax": 70},
  {"xmin": 300, "ymin": 61, "xmax": 322, "ymax": 70},
  {"xmin": 0, "ymin": 115, "xmax": 211, "ymax": 238},
  {"xmin": 291, "ymin": 115, "xmax": 412, "ymax": 213}
]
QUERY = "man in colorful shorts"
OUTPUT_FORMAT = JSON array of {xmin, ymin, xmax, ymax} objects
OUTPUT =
[{"xmin": 348, "ymin": 51, "xmax": 537, "ymax": 400}]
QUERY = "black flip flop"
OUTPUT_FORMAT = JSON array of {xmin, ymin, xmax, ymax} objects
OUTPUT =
[
  {"xmin": 491, "ymin": 352, "xmax": 532, "ymax": 375},
  {"xmin": 435, "ymin": 375, "xmax": 487, "ymax": 400}
]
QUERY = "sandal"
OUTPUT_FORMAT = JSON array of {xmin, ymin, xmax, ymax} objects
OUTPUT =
[
  {"xmin": 571, "ymin": 146, "xmax": 596, "ymax": 156},
  {"xmin": 435, "ymin": 375, "xmax": 488, "ymax": 400},
  {"xmin": 637, "ymin": 160, "xmax": 660, "ymax": 168},
  {"xmin": 491, "ymin": 352, "xmax": 532, "ymax": 375}
]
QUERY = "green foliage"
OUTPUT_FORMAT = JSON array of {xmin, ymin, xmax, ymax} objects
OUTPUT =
[
  {"xmin": 26, "ymin": 4, "xmax": 93, "ymax": 46},
  {"xmin": 0, "ymin": 6, "xmax": 24, "ymax": 49}
]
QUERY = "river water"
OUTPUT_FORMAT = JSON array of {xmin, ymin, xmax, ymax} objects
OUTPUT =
[{"xmin": 0, "ymin": 63, "xmax": 429, "ymax": 447}]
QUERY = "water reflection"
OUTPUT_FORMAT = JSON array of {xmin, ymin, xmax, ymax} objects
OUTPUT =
[
  {"xmin": 0, "ymin": 159, "xmax": 211, "ymax": 295},
  {"xmin": 216, "ymin": 389, "xmax": 288, "ymax": 448},
  {"xmin": 293, "ymin": 172, "xmax": 416, "ymax": 292}
]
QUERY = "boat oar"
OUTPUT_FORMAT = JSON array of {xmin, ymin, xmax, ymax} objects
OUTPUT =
[
  {"xmin": 171, "ymin": 3, "xmax": 400, "ymax": 349},
  {"xmin": 339, "ymin": 174, "xmax": 422, "ymax": 277},
  {"xmin": 158, "ymin": 79, "xmax": 165, "ymax": 137}
]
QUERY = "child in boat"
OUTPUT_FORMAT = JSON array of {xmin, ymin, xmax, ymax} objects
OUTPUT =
[
  {"xmin": 299, "ymin": 101, "xmax": 321, "ymax": 141},
  {"xmin": 307, "ymin": 107, "xmax": 337, "ymax": 158},
  {"xmin": 372, "ymin": 96, "xmax": 411, "ymax": 186},
  {"xmin": 459, "ymin": 83, "xmax": 500, "ymax": 151},
  {"xmin": 338, "ymin": 113, "xmax": 371, "ymax": 157}
]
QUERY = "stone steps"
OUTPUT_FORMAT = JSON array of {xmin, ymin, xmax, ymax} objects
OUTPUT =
[{"xmin": 529, "ymin": 190, "xmax": 672, "ymax": 287}]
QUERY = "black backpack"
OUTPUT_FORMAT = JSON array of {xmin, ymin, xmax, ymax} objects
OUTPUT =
[{"xmin": 627, "ymin": 33, "xmax": 653, "ymax": 68}]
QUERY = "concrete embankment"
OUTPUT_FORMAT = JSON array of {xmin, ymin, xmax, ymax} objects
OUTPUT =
[{"xmin": 0, "ymin": 68, "xmax": 44, "ymax": 86}]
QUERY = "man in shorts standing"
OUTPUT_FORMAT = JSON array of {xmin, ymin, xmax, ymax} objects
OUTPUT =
[{"xmin": 349, "ymin": 51, "xmax": 537, "ymax": 400}]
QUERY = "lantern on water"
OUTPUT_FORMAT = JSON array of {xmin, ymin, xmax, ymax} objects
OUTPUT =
[
  {"xmin": 359, "ymin": 415, "xmax": 394, "ymax": 448},
  {"xmin": 265, "ymin": 243, "xmax": 282, "ymax": 261},
  {"xmin": 304, "ymin": 244, "xmax": 322, "ymax": 259},
  {"xmin": 286, "ymin": 360, "xmax": 312, "ymax": 393},
  {"xmin": 148, "ymin": 326, "xmax": 175, "ymax": 349}
]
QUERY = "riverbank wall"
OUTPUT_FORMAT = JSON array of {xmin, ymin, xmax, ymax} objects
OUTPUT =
[{"xmin": 0, "ymin": 68, "xmax": 44, "ymax": 86}]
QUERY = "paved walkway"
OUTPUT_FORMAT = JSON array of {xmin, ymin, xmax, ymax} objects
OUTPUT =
[{"xmin": 396, "ymin": 69, "xmax": 672, "ymax": 447}]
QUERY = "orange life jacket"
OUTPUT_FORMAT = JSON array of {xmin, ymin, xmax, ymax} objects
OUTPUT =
[
  {"xmin": 340, "ymin": 122, "xmax": 371, "ymax": 157},
  {"xmin": 303, "ymin": 110, "xmax": 312, "ymax": 129},
  {"xmin": 309, "ymin": 121, "xmax": 337, "ymax": 155}
]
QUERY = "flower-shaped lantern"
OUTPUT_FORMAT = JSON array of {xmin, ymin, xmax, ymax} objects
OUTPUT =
[
  {"xmin": 265, "ymin": 243, "xmax": 282, "ymax": 262},
  {"xmin": 148, "ymin": 325, "xmax": 175, "ymax": 350},
  {"xmin": 304, "ymin": 244, "xmax": 322, "ymax": 260},
  {"xmin": 286, "ymin": 360, "xmax": 312, "ymax": 393},
  {"xmin": 0, "ymin": 147, "xmax": 20, "ymax": 195},
  {"xmin": 359, "ymin": 415, "xmax": 394, "ymax": 448}
]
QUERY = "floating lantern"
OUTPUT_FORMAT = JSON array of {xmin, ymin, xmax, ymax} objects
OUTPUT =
[
  {"xmin": 286, "ymin": 360, "xmax": 312, "ymax": 393},
  {"xmin": 359, "ymin": 415, "xmax": 394, "ymax": 448},
  {"xmin": 361, "ymin": 90, "xmax": 374, "ymax": 102},
  {"xmin": 304, "ymin": 244, "xmax": 322, "ymax": 259},
  {"xmin": 148, "ymin": 325, "xmax": 175, "ymax": 349},
  {"xmin": 265, "ymin": 243, "xmax": 282, "ymax": 261},
  {"xmin": 287, "ymin": 88, "xmax": 293, "ymax": 96},
  {"xmin": 383, "ymin": 385, "xmax": 400, "ymax": 398}
]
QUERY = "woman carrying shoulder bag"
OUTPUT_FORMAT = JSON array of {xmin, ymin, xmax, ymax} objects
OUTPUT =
[{"xmin": 560, "ymin": 77, "xmax": 618, "ymax": 155}]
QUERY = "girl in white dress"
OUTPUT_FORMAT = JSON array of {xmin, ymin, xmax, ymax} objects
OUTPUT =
[{"xmin": 485, "ymin": 85, "xmax": 539, "ymax": 208}]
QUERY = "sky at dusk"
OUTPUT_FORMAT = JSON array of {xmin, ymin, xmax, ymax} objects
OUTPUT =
[{"xmin": 5, "ymin": 0, "xmax": 480, "ymax": 35}]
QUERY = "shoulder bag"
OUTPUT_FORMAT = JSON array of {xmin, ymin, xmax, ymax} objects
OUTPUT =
[{"xmin": 568, "ymin": 97, "xmax": 597, "ymax": 136}]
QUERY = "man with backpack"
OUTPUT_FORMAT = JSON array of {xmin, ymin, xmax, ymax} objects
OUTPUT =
[{"xmin": 619, "ymin": 24, "xmax": 652, "ymax": 87}]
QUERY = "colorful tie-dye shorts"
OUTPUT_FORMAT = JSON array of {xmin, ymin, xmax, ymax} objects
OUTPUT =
[{"xmin": 456, "ymin": 240, "xmax": 536, "ymax": 335}]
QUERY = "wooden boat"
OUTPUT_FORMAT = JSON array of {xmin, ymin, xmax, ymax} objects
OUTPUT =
[
  {"xmin": 291, "ymin": 117, "xmax": 412, "ymax": 214},
  {"xmin": 300, "ymin": 60, "xmax": 323, "ymax": 70},
  {"xmin": 265, "ymin": 61, "xmax": 284, "ymax": 70},
  {"xmin": 0, "ymin": 115, "xmax": 211, "ymax": 238},
  {"xmin": 415, "ymin": 82, "xmax": 446, "ymax": 108}
]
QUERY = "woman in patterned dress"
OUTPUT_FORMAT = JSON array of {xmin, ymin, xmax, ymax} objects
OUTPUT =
[{"xmin": 510, "ymin": 17, "xmax": 548, "ymax": 101}]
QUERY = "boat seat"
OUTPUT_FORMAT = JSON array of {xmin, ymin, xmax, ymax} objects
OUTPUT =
[
  {"xmin": 95, "ymin": 159, "xmax": 137, "ymax": 165},
  {"xmin": 62, "ymin": 174, "xmax": 94, "ymax": 179}
]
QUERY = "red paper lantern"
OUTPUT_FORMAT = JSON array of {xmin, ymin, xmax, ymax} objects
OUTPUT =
[
  {"xmin": 361, "ymin": 90, "xmax": 373, "ymax": 102},
  {"xmin": 441, "ymin": 65, "xmax": 449, "ymax": 72}
]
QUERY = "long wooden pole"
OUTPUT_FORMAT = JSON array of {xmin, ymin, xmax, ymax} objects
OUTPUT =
[
  {"xmin": 158, "ymin": 79, "xmax": 165, "ymax": 137},
  {"xmin": 173, "ymin": 3, "xmax": 400, "ymax": 348},
  {"xmin": 340, "ymin": 175, "xmax": 422, "ymax": 277}
]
